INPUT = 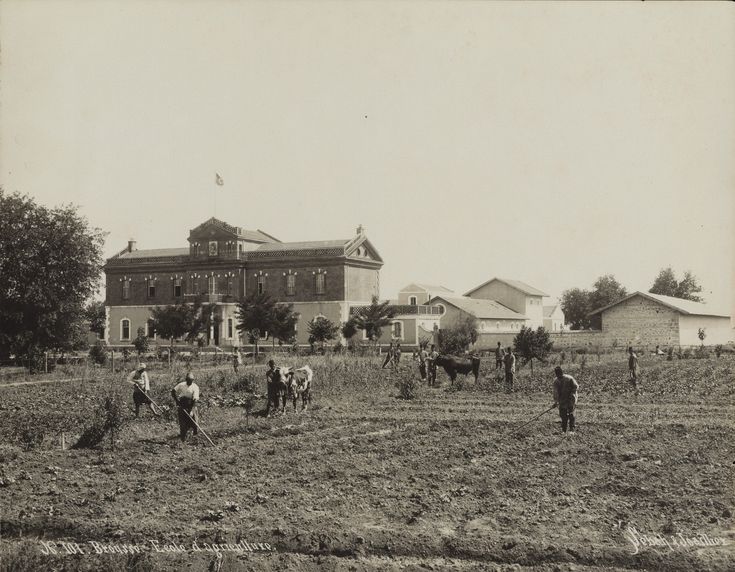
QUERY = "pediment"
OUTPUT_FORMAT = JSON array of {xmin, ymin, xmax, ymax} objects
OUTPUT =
[{"xmin": 345, "ymin": 236, "xmax": 383, "ymax": 263}]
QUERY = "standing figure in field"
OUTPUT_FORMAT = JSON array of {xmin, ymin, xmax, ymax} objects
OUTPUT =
[
  {"xmin": 503, "ymin": 347, "xmax": 516, "ymax": 392},
  {"xmin": 232, "ymin": 348, "xmax": 243, "ymax": 374},
  {"xmin": 171, "ymin": 372, "xmax": 200, "ymax": 442},
  {"xmin": 427, "ymin": 344, "xmax": 439, "ymax": 386},
  {"xmin": 265, "ymin": 359, "xmax": 279, "ymax": 416},
  {"xmin": 628, "ymin": 346, "xmax": 640, "ymax": 395},
  {"xmin": 128, "ymin": 363, "xmax": 156, "ymax": 417},
  {"xmin": 418, "ymin": 345, "xmax": 428, "ymax": 381},
  {"xmin": 495, "ymin": 342, "xmax": 504, "ymax": 372},
  {"xmin": 382, "ymin": 342, "xmax": 395, "ymax": 369},
  {"xmin": 394, "ymin": 343, "xmax": 402, "ymax": 367},
  {"xmin": 553, "ymin": 366, "xmax": 579, "ymax": 434}
]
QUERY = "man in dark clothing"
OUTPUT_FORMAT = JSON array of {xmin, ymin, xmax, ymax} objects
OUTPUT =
[
  {"xmin": 427, "ymin": 344, "xmax": 439, "ymax": 386},
  {"xmin": 628, "ymin": 346, "xmax": 640, "ymax": 395},
  {"xmin": 265, "ymin": 359, "xmax": 278, "ymax": 416},
  {"xmin": 382, "ymin": 342, "xmax": 394, "ymax": 369},
  {"xmin": 503, "ymin": 347, "xmax": 516, "ymax": 392},
  {"xmin": 553, "ymin": 366, "xmax": 579, "ymax": 434},
  {"xmin": 495, "ymin": 342, "xmax": 504, "ymax": 371},
  {"xmin": 418, "ymin": 345, "xmax": 428, "ymax": 381}
]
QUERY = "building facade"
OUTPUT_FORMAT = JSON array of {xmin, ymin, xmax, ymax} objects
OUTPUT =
[
  {"xmin": 104, "ymin": 218, "xmax": 382, "ymax": 348},
  {"xmin": 397, "ymin": 283, "xmax": 455, "ymax": 306},
  {"xmin": 543, "ymin": 304, "xmax": 565, "ymax": 332},
  {"xmin": 464, "ymin": 277, "xmax": 547, "ymax": 329}
]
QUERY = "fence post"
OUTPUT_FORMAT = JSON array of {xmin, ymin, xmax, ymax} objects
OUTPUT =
[{"xmin": 44, "ymin": 351, "xmax": 48, "ymax": 374}]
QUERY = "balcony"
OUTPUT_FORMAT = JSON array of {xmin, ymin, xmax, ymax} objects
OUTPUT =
[
  {"xmin": 350, "ymin": 304, "xmax": 443, "ymax": 317},
  {"xmin": 184, "ymin": 293, "xmax": 236, "ymax": 304}
]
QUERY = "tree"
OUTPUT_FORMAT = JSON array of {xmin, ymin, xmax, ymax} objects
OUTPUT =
[
  {"xmin": 0, "ymin": 191, "xmax": 105, "ymax": 365},
  {"xmin": 236, "ymin": 292, "xmax": 277, "ymax": 356},
  {"xmin": 560, "ymin": 288, "xmax": 592, "ymax": 330},
  {"xmin": 271, "ymin": 303, "xmax": 299, "ymax": 345},
  {"xmin": 588, "ymin": 275, "xmax": 628, "ymax": 329},
  {"xmin": 307, "ymin": 316, "xmax": 340, "ymax": 349},
  {"xmin": 352, "ymin": 296, "xmax": 396, "ymax": 343},
  {"xmin": 85, "ymin": 300, "xmax": 106, "ymax": 339},
  {"xmin": 513, "ymin": 326, "xmax": 553, "ymax": 372},
  {"xmin": 437, "ymin": 314, "xmax": 478, "ymax": 355},
  {"xmin": 341, "ymin": 318, "xmax": 358, "ymax": 346},
  {"xmin": 151, "ymin": 298, "xmax": 204, "ymax": 346},
  {"xmin": 649, "ymin": 267, "xmax": 703, "ymax": 302},
  {"xmin": 132, "ymin": 327, "xmax": 150, "ymax": 356}
]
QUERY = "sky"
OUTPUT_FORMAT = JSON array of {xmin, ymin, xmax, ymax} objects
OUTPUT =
[{"xmin": 1, "ymin": 1, "xmax": 733, "ymax": 317}]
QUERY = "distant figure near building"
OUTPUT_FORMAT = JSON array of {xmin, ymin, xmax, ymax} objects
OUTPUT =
[
  {"xmin": 128, "ymin": 363, "xmax": 156, "ymax": 418},
  {"xmin": 265, "ymin": 359, "xmax": 278, "ymax": 416},
  {"xmin": 503, "ymin": 347, "xmax": 516, "ymax": 392},
  {"xmin": 495, "ymin": 342, "xmax": 504, "ymax": 371},
  {"xmin": 394, "ymin": 343, "xmax": 402, "ymax": 366},
  {"xmin": 171, "ymin": 372, "xmax": 200, "ymax": 442},
  {"xmin": 418, "ymin": 345, "xmax": 428, "ymax": 381},
  {"xmin": 428, "ymin": 344, "xmax": 439, "ymax": 386},
  {"xmin": 628, "ymin": 346, "xmax": 640, "ymax": 395},
  {"xmin": 232, "ymin": 348, "xmax": 243, "ymax": 374},
  {"xmin": 553, "ymin": 366, "xmax": 578, "ymax": 434}
]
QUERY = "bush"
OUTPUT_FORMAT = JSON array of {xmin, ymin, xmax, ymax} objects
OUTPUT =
[
  {"xmin": 89, "ymin": 341, "xmax": 108, "ymax": 365},
  {"xmin": 73, "ymin": 395, "xmax": 126, "ymax": 450},
  {"xmin": 715, "ymin": 345, "xmax": 723, "ymax": 358},
  {"xmin": 438, "ymin": 315, "xmax": 478, "ymax": 355},
  {"xmin": 397, "ymin": 375, "xmax": 418, "ymax": 400}
]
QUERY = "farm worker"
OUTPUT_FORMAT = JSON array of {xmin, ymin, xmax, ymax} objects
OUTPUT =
[
  {"xmin": 553, "ymin": 366, "xmax": 578, "ymax": 434},
  {"xmin": 232, "ymin": 348, "xmax": 243, "ymax": 374},
  {"xmin": 503, "ymin": 347, "xmax": 516, "ymax": 392},
  {"xmin": 628, "ymin": 346, "xmax": 640, "ymax": 394},
  {"xmin": 382, "ymin": 342, "xmax": 394, "ymax": 369},
  {"xmin": 394, "ymin": 343, "xmax": 402, "ymax": 366},
  {"xmin": 171, "ymin": 372, "xmax": 200, "ymax": 442},
  {"xmin": 128, "ymin": 363, "xmax": 156, "ymax": 418},
  {"xmin": 495, "ymin": 342, "xmax": 504, "ymax": 371},
  {"xmin": 428, "ymin": 344, "xmax": 439, "ymax": 386},
  {"xmin": 418, "ymin": 345, "xmax": 428, "ymax": 381},
  {"xmin": 265, "ymin": 359, "xmax": 278, "ymax": 416}
]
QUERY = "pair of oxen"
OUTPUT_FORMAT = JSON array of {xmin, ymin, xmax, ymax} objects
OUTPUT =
[{"xmin": 268, "ymin": 365, "xmax": 313, "ymax": 415}]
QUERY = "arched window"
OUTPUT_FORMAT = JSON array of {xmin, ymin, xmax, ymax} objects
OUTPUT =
[
  {"xmin": 120, "ymin": 319, "xmax": 131, "ymax": 341},
  {"xmin": 435, "ymin": 304, "xmax": 446, "ymax": 315}
]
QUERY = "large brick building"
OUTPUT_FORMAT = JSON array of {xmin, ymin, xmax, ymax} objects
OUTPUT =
[{"xmin": 103, "ymin": 218, "xmax": 382, "ymax": 348}]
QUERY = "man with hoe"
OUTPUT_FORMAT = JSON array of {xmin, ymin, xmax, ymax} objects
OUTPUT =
[
  {"xmin": 171, "ymin": 372, "xmax": 200, "ymax": 442},
  {"xmin": 553, "ymin": 366, "xmax": 579, "ymax": 435},
  {"xmin": 128, "ymin": 363, "xmax": 157, "ymax": 417}
]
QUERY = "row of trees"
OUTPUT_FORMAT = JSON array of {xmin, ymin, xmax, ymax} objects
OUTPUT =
[{"xmin": 560, "ymin": 269, "xmax": 703, "ymax": 330}]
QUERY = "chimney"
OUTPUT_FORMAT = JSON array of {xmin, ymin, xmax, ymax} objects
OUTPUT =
[
  {"xmin": 356, "ymin": 224, "xmax": 364, "ymax": 236},
  {"xmin": 127, "ymin": 239, "xmax": 137, "ymax": 253}
]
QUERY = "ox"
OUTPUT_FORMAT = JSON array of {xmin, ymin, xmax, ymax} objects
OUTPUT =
[
  {"xmin": 270, "ymin": 365, "xmax": 313, "ymax": 414},
  {"xmin": 434, "ymin": 355, "xmax": 481, "ymax": 385}
]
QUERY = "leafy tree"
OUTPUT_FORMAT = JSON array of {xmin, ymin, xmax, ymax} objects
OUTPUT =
[
  {"xmin": 271, "ymin": 303, "xmax": 299, "ymax": 345},
  {"xmin": 307, "ymin": 316, "xmax": 340, "ymax": 349},
  {"xmin": 650, "ymin": 267, "xmax": 703, "ymax": 302},
  {"xmin": 588, "ymin": 275, "xmax": 628, "ymax": 329},
  {"xmin": 513, "ymin": 326, "xmax": 553, "ymax": 372},
  {"xmin": 85, "ymin": 300, "xmax": 106, "ymax": 339},
  {"xmin": 89, "ymin": 340, "xmax": 108, "ymax": 365},
  {"xmin": 341, "ymin": 318, "xmax": 358, "ymax": 344},
  {"xmin": 132, "ymin": 327, "xmax": 150, "ymax": 356},
  {"xmin": 151, "ymin": 298, "xmax": 203, "ymax": 346},
  {"xmin": 352, "ymin": 296, "xmax": 396, "ymax": 342},
  {"xmin": 560, "ymin": 288, "xmax": 591, "ymax": 330},
  {"xmin": 0, "ymin": 191, "xmax": 105, "ymax": 364},
  {"xmin": 437, "ymin": 314, "xmax": 478, "ymax": 355},
  {"xmin": 236, "ymin": 292, "xmax": 277, "ymax": 356}
]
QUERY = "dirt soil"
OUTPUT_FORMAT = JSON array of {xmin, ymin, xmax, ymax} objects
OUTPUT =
[{"xmin": 1, "ymin": 355, "xmax": 733, "ymax": 571}]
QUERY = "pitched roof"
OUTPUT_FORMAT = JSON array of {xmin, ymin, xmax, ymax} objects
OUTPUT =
[
  {"xmin": 190, "ymin": 217, "xmax": 280, "ymax": 243},
  {"xmin": 432, "ymin": 296, "xmax": 526, "ymax": 320},
  {"xmin": 255, "ymin": 239, "xmax": 351, "ymax": 252},
  {"xmin": 464, "ymin": 277, "xmax": 548, "ymax": 297},
  {"xmin": 543, "ymin": 304, "xmax": 559, "ymax": 317},
  {"xmin": 589, "ymin": 291, "xmax": 730, "ymax": 318},
  {"xmin": 399, "ymin": 283, "xmax": 454, "ymax": 294},
  {"xmin": 116, "ymin": 248, "xmax": 190, "ymax": 259}
]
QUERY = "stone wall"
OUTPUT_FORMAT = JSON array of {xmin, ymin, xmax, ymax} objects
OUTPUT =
[{"xmin": 601, "ymin": 295, "xmax": 680, "ymax": 347}]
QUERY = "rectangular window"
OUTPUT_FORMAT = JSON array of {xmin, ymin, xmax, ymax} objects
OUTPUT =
[
  {"xmin": 146, "ymin": 319, "xmax": 155, "ymax": 339},
  {"xmin": 208, "ymin": 276, "xmax": 216, "ymax": 295},
  {"xmin": 226, "ymin": 278, "xmax": 233, "ymax": 296},
  {"xmin": 286, "ymin": 274, "xmax": 295, "ymax": 296},
  {"xmin": 122, "ymin": 280, "xmax": 130, "ymax": 300},
  {"xmin": 193, "ymin": 278, "xmax": 199, "ymax": 294},
  {"xmin": 258, "ymin": 275, "xmax": 265, "ymax": 294},
  {"xmin": 392, "ymin": 321, "xmax": 403, "ymax": 339},
  {"xmin": 147, "ymin": 280, "xmax": 156, "ymax": 298},
  {"xmin": 227, "ymin": 318, "xmax": 234, "ymax": 339},
  {"xmin": 173, "ymin": 278, "xmax": 182, "ymax": 298},
  {"xmin": 121, "ymin": 319, "xmax": 130, "ymax": 340},
  {"xmin": 315, "ymin": 273, "xmax": 325, "ymax": 295},
  {"xmin": 409, "ymin": 296, "xmax": 417, "ymax": 306}
]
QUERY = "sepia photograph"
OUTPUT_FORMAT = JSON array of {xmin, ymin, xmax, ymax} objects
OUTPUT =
[{"xmin": 0, "ymin": 1, "xmax": 733, "ymax": 570}]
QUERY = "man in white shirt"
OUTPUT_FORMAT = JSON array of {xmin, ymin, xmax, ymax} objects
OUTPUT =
[
  {"xmin": 171, "ymin": 372, "xmax": 200, "ymax": 442},
  {"xmin": 127, "ymin": 363, "xmax": 155, "ymax": 417}
]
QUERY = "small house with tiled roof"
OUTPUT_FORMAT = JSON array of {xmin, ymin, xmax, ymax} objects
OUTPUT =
[
  {"xmin": 104, "ymin": 218, "xmax": 382, "ymax": 347},
  {"xmin": 588, "ymin": 291, "xmax": 732, "ymax": 347},
  {"xmin": 464, "ymin": 277, "xmax": 549, "ymax": 329},
  {"xmin": 543, "ymin": 304, "xmax": 565, "ymax": 332}
]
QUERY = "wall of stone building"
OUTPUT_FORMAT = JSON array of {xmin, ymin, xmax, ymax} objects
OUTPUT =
[
  {"xmin": 679, "ymin": 315, "xmax": 734, "ymax": 346},
  {"xmin": 345, "ymin": 265, "xmax": 380, "ymax": 302},
  {"xmin": 601, "ymin": 295, "xmax": 680, "ymax": 347},
  {"xmin": 245, "ymin": 263, "xmax": 345, "ymax": 303},
  {"xmin": 549, "ymin": 331, "xmax": 608, "ymax": 349}
]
